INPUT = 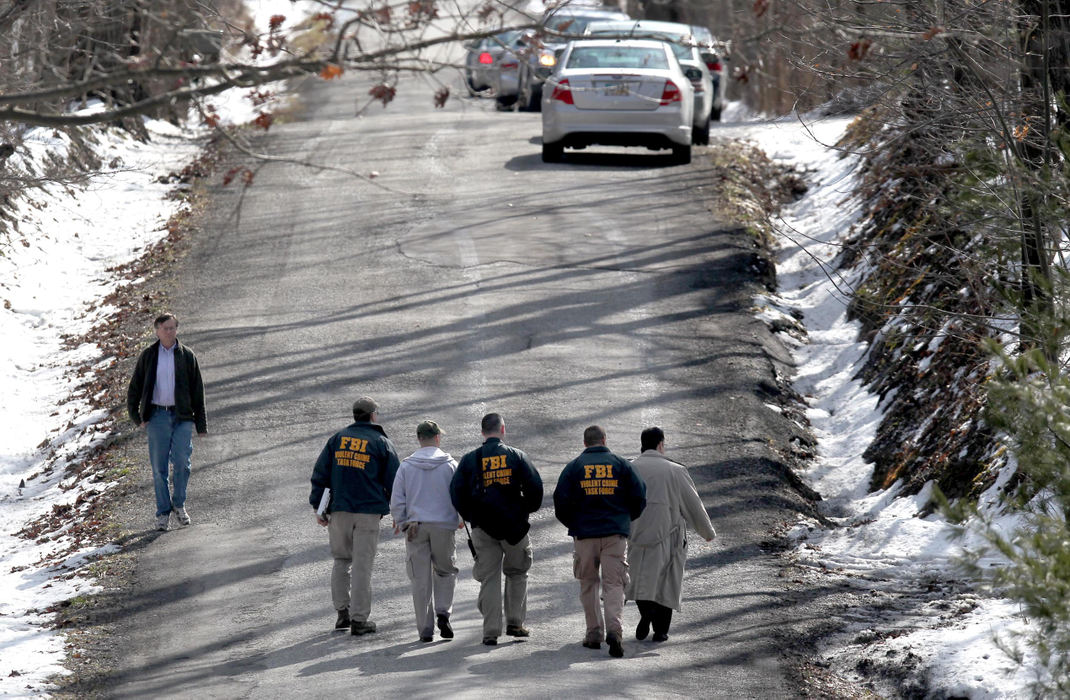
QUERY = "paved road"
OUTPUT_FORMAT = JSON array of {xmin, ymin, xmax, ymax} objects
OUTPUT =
[{"xmin": 106, "ymin": 71, "xmax": 819, "ymax": 698}]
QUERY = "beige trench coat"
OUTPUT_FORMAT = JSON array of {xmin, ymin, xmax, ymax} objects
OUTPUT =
[{"xmin": 625, "ymin": 450, "xmax": 716, "ymax": 609}]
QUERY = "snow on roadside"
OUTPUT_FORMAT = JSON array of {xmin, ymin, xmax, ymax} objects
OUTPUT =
[
  {"xmin": 0, "ymin": 0, "xmax": 316, "ymax": 691},
  {"xmin": 743, "ymin": 112, "xmax": 1038, "ymax": 697},
  {"xmin": 0, "ymin": 79, "xmax": 279, "ymax": 700},
  {"xmin": 0, "ymin": 117, "xmax": 203, "ymax": 696}
]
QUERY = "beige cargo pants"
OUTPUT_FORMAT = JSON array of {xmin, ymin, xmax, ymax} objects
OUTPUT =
[
  {"xmin": 471, "ymin": 527, "xmax": 533, "ymax": 639},
  {"xmin": 329, "ymin": 511, "xmax": 382, "ymax": 622},
  {"xmin": 405, "ymin": 523, "xmax": 459, "ymax": 637},
  {"xmin": 573, "ymin": 534, "xmax": 629, "ymax": 643}
]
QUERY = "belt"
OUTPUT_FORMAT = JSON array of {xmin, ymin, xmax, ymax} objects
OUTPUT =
[{"xmin": 152, "ymin": 404, "xmax": 175, "ymax": 410}]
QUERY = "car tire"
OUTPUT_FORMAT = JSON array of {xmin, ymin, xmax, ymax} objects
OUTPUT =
[
  {"xmin": 528, "ymin": 83, "xmax": 543, "ymax": 112},
  {"xmin": 520, "ymin": 78, "xmax": 542, "ymax": 112},
  {"xmin": 693, "ymin": 121, "xmax": 710, "ymax": 146},
  {"xmin": 496, "ymin": 94, "xmax": 518, "ymax": 110},
  {"xmin": 465, "ymin": 76, "xmax": 480, "ymax": 97},
  {"xmin": 542, "ymin": 142, "xmax": 564, "ymax": 163},
  {"xmin": 709, "ymin": 106, "xmax": 722, "ymax": 122},
  {"xmin": 671, "ymin": 144, "xmax": 691, "ymax": 165}
]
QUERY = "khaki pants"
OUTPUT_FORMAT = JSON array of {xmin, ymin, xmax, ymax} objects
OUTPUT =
[
  {"xmin": 329, "ymin": 511, "xmax": 382, "ymax": 622},
  {"xmin": 471, "ymin": 527, "xmax": 533, "ymax": 638},
  {"xmin": 573, "ymin": 535, "xmax": 629, "ymax": 642},
  {"xmin": 405, "ymin": 524, "xmax": 458, "ymax": 637}
]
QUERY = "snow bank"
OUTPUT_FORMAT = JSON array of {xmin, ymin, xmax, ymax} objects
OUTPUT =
[{"xmin": 749, "ymin": 113, "xmax": 1038, "ymax": 697}]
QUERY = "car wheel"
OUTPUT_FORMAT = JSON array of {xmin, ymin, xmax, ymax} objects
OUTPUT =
[
  {"xmin": 496, "ymin": 94, "xmax": 518, "ymax": 110},
  {"xmin": 709, "ymin": 106, "xmax": 722, "ymax": 122},
  {"xmin": 542, "ymin": 142, "xmax": 564, "ymax": 163},
  {"xmin": 519, "ymin": 75, "xmax": 542, "ymax": 112},
  {"xmin": 465, "ymin": 76, "xmax": 479, "ymax": 97},
  {"xmin": 693, "ymin": 121, "xmax": 710, "ymax": 146},
  {"xmin": 516, "ymin": 73, "xmax": 531, "ymax": 111},
  {"xmin": 671, "ymin": 144, "xmax": 691, "ymax": 165},
  {"xmin": 526, "ymin": 83, "xmax": 543, "ymax": 112}
]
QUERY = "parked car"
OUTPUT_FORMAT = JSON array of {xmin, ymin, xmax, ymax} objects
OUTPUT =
[
  {"xmin": 541, "ymin": 39, "xmax": 694, "ymax": 164},
  {"xmin": 489, "ymin": 32, "xmax": 527, "ymax": 109},
  {"xmin": 515, "ymin": 5, "xmax": 631, "ymax": 112},
  {"xmin": 584, "ymin": 19, "xmax": 713, "ymax": 144},
  {"xmin": 690, "ymin": 24, "xmax": 728, "ymax": 121},
  {"xmin": 463, "ymin": 30, "xmax": 524, "ymax": 98}
]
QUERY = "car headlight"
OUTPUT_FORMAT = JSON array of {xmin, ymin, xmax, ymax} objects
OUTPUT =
[{"xmin": 538, "ymin": 51, "xmax": 556, "ymax": 68}]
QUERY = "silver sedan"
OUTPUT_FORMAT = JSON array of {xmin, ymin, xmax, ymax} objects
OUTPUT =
[
  {"xmin": 541, "ymin": 40, "xmax": 694, "ymax": 164},
  {"xmin": 585, "ymin": 20, "xmax": 715, "ymax": 144}
]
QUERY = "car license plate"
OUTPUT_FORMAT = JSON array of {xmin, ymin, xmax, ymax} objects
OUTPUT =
[{"xmin": 600, "ymin": 81, "xmax": 632, "ymax": 96}]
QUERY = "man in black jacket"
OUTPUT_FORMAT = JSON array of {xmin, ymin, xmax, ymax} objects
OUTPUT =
[
  {"xmin": 310, "ymin": 396, "xmax": 400, "ymax": 636},
  {"xmin": 450, "ymin": 413, "xmax": 543, "ymax": 646},
  {"xmin": 554, "ymin": 425, "xmax": 646, "ymax": 658},
  {"xmin": 126, "ymin": 313, "xmax": 207, "ymax": 532}
]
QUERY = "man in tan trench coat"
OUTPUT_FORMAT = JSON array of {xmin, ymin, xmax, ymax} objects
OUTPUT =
[{"xmin": 625, "ymin": 427, "xmax": 716, "ymax": 642}]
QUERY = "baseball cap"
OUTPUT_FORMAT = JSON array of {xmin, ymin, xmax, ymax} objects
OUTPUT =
[
  {"xmin": 352, "ymin": 396, "xmax": 379, "ymax": 415},
  {"xmin": 416, "ymin": 420, "xmax": 444, "ymax": 438}
]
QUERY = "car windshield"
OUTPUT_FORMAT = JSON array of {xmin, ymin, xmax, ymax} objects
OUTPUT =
[
  {"xmin": 586, "ymin": 31, "xmax": 691, "ymax": 60},
  {"xmin": 545, "ymin": 15, "xmax": 611, "ymax": 35},
  {"xmin": 492, "ymin": 30, "xmax": 522, "ymax": 47},
  {"xmin": 566, "ymin": 46, "xmax": 670, "ymax": 70}
]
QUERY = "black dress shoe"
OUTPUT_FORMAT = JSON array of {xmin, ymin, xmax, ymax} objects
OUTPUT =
[
  {"xmin": 437, "ymin": 614, "xmax": 454, "ymax": 639},
  {"xmin": 652, "ymin": 632, "xmax": 668, "ymax": 642},
  {"xmin": 582, "ymin": 640, "xmax": 601, "ymax": 650},
  {"xmin": 635, "ymin": 617, "xmax": 649, "ymax": 640},
  {"xmin": 419, "ymin": 636, "xmax": 433, "ymax": 643},
  {"xmin": 350, "ymin": 620, "xmax": 377, "ymax": 636},
  {"xmin": 335, "ymin": 608, "xmax": 350, "ymax": 630},
  {"xmin": 482, "ymin": 637, "xmax": 498, "ymax": 646}
]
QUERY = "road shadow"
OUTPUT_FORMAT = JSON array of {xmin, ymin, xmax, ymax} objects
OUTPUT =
[{"xmin": 506, "ymin": 149, "xmax": 690, "ymax": 171}]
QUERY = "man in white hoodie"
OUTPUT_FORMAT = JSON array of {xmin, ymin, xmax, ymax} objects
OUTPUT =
[{"xmin": 390, "ymin": 420, "xmax": 461, "ymax": 642}]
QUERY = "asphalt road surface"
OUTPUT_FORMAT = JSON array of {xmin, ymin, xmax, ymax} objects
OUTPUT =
[{"xmin": 105, "ymin": 71, "xmax": 822, "ymax": 698}]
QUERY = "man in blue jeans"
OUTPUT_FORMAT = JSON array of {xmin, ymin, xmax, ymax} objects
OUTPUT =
[{"xmin": 127, "ymin": 313, "xmax": 208, "ymax": 531}]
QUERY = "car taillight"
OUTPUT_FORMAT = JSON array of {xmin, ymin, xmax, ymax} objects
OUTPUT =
[
  {"xmin": 660, "ymin": 80, "xmax": 682, "ymax": 105},
  {"xmin": 478, "ymin": 52, "xmax": 493, "ymax": 65},
  {"xmin": 691, "ymin": 79, "xmax": 705, "ymax": 93},
  {"xmin": 550, "ymin": 79, "xmax": 573, "ymax": 104},
  {"xmin": 706, "ymin": 61, "xmax": 722, "ymax": 72}
]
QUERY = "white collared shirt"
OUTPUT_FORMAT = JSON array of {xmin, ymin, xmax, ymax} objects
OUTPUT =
[{"xmin": 152, "ymin": 342, "xmax": 177, "ymax": 406}]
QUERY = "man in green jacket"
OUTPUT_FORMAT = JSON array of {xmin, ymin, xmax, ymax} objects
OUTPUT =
[{"xmin": 126, "ymin": 313, "xmax": 208, "ymax": 532}]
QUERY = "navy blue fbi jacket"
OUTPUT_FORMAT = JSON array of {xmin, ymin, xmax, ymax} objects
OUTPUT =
[
  {"xmin": 554, "ymin": 445, "xmax": 647, "ymax": 539},
  {"xmin": 310, "ymin": 421, "xmax": 401, "ymax": 516},
  {"xmin": 450, "ymin": 437, "xmax": 543, "ymax": 544}
]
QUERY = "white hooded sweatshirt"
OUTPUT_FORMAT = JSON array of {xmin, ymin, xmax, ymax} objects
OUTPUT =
[{"xmin": 390, "ymin": 446, "xmax": 461, "ymax": 530}]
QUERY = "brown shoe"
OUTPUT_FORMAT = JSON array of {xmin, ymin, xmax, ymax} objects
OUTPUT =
[
  {"xmin": 607, "ymin": 633, "xmax": 624, "ymax": 658},
  {"xmin": 506, "ymin": 625, "xmax": 530, "ymax": 637}
]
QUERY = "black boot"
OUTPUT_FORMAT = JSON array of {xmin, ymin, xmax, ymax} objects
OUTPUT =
[
  {"xmin": 635, "ymin": 600, "xmax": 654, "ymax": 640},
  {"xmin": 651, "ymin": 603, "xmax": 672, "ymax": 642},
  {"xmin": 335, "ymin": 608, "xmax": 350, "ymax": 630}
]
